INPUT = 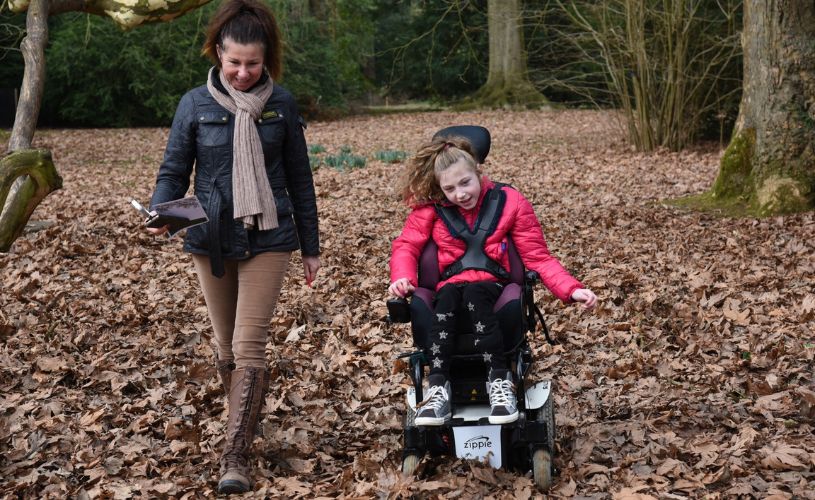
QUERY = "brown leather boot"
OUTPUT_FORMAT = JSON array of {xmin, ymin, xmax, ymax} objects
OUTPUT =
[
  {"xmin": 216, "ymin": 358, "xmax": 235, "ymax": 396},
  {"xmin": 217, "ymin": 366, "xmax": 269, "ymax": 494}
]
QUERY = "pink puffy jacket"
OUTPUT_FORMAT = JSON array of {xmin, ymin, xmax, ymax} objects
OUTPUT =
[{"xmin": 390, "ymin": 177, "xmax": 583, "ymax": 303}]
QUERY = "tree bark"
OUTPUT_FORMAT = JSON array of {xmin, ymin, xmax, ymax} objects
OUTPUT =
[
  {"xmin": 469, "ymin": 0, "xmax": 546, "ymax": 107},
  {"xmin": 712, "ymin": 0, "xmax": 815, "ymax": 215},
  {"xmin": 0, "ymin": 150, "xmax": 62, "ymax": 252},
  {"xmin": 8, "ymin": 0, "xmax": 48, "ymax": 152}
]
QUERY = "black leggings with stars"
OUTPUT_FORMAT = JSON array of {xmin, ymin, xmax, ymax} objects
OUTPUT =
[{"xmin": 427, "ymin": 281, "xmax": 507, "ymax": 381}]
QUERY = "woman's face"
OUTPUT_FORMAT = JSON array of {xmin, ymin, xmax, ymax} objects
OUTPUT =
[{"xmin": 218, "ymin": 38, "xmax": 265, "ymax": 91}]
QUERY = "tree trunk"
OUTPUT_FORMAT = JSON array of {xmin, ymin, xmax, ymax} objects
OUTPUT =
[
  {"xmin": 711, "ymin": 0, "xmax": 815, "ymax": 215},
  {"xmin": 469, "ymin": 0, "xmax": 546, "ymax": 107},
  {"xmin": 0, "ymin": 150, "xmax": 62, "ymax": 252},
  {"xmin": 1, "ymin": 0, "xmax": 54, "ymax": 253},
  {"xmin": 8, "ymin": 0, "xmax": 48, "ymax": 152}
]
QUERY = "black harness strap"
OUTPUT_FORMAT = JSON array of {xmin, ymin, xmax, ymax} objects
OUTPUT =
[{"xmin": 435, "ymin": 187, "xmax": 510, "ymax": 281}]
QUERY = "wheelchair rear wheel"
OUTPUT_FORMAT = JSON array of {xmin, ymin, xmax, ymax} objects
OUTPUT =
[
  {"xmin": 538, "ymin": 395, "xmax": 556, "ymax": 453},
  {"xmin": 533, "ymin": 391, "xmax": 556, "ymax": 490}
]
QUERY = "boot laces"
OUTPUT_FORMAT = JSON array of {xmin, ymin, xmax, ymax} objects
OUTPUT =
[
  {"xmin": 417, "ymin": 384, "xmax": 448, "ymax": 412},
  {"xmin": 489, "ymin": 378, "xmax": 514, "ymax": 406}
]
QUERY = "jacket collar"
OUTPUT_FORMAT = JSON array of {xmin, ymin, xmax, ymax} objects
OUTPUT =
[{"xmin": 464, "ymin": 175, "xmax": 495, "ymax": 215}]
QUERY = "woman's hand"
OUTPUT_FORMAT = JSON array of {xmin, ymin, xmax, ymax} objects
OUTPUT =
[
  {"xmin": 389, "ymin": 278, "xmax": 415, "ymax": 298},
  {"xmin": 303, "ymin": 255, "xmax": 320, "ymax": 287},
  {"xmin": 571, "ymin": 288, "xmax": 597, "ymax": 310}
]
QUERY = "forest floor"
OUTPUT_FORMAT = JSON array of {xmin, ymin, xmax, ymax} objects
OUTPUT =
[{"xmin": 1, "ymin": 110, "xmax": 814, "ymax": 499}]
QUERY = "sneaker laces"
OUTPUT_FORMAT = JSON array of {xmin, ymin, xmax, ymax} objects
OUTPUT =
[
  {"xmin": 489, "ymin": 378, "xmax": 515, "ymax": 407},
  {"xmin": 417, "ymin": 384, "xmax": 448, "ymax": 412}
]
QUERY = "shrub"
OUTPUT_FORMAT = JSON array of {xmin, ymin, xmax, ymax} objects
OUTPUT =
[
  {"xmin": 322, "ymin": 145, "xmax": 366, "ymax": 171},
  {"xmin": 374, "ymin": 149, "xmax": 407, "ymax": 163}
]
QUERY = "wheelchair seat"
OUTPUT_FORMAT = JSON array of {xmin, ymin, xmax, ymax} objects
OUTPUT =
[{"xmin": 408, "ymin": 238, "xmax": 529, "ymax": 357}]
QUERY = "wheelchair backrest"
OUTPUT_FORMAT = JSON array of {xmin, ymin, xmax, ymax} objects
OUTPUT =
[{"xmin": 417, "ymin": 236, "xmax": 524, "ymax": 289}]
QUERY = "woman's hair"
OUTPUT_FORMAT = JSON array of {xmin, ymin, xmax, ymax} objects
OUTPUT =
[
  {"xmin": 401, "ymin": 136, "xmax": 480, "ymax": 206},
  {"xmin": 202, "ymin": 0, "xmax": 283, "ymax": 80}
]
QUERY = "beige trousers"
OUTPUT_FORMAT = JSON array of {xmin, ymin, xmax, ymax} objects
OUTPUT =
[{"xmin": 192, "ymin": 252, "xmax": 291, "ymax": 369}]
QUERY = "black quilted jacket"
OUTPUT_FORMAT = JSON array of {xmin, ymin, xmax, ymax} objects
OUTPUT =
[{"xmin": 150, "ymin": 75, "xmax": 319, "ymax": 277}]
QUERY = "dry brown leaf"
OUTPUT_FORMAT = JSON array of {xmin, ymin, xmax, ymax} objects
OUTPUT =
[{"xmin": 2, "ymin": 113, "xmax": 813, "ymax": 498}]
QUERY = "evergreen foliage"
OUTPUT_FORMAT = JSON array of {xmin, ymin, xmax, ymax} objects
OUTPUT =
[
  {"xmin": 269, "ymin": 0, "xmax": 374, "ymax": 116},
  {"xmin": 2, "ymin": 0, "xmax": 744, "ymax": 146},
  {"xmin": 0, "ymin": 9, "xmax": 25, "ymax": 127},
  {"xmin": 373, "ymin": 0, "xmax": 488, "ymax": 101},
  {"xmin": 0, "ymin": 10, "xmax": 25, "ymax": 86},
  {"xmin": 41, "ymin": 8, "xmax": 215, "ymax": 126}
]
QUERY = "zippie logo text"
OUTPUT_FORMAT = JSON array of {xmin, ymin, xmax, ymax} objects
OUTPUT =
[{"xmin": 463, "ymin": 436, "xmax": 493, "ymax": 450}]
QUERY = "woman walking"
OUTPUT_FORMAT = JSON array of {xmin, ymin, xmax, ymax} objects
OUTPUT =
[{"xmin": 147, "ymin": 0, "xmax": 319, "ymax": 492}]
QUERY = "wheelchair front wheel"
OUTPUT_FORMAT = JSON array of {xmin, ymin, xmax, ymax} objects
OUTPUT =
[
  {"xmin": 402, "ymin": 454, "xmax": 421, "ymax": 476},
  {"xmin": 532, "ymin": 448, "xmax": 553, "ymax": 490}
]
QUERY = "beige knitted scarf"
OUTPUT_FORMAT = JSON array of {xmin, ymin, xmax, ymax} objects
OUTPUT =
[{"xmin": 206, "ymin": 67, "xmax": 278, "ymax": 231}]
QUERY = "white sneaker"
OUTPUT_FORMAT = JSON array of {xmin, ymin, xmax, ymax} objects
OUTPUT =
[
  {"xmin": 414, "ymin": 382, "xmax": 452, "ymax": 426},
  {"xmin": 487, "ymin": 371, "xmax": 519, "ymax": 424}
]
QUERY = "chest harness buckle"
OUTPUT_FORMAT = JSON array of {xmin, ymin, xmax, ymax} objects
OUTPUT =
[{"xmin": 434, "ymin": 186, "xmax": 511, "ymax": 281}]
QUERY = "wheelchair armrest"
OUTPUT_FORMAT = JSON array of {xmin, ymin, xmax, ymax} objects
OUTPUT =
[
  {"xmin": 524, "ymin": 270, "xmax": 540, "ymax": 285},
  {"xmin": 386, "ymin": 298, "xmax": 412, "ymax": 323}
]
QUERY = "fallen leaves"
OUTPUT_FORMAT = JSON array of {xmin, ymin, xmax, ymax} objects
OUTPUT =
[{"xmin": 1, "ymin": 111, "xmax": 814, "ymax": 498}]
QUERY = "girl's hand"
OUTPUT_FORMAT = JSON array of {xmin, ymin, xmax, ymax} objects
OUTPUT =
[
  {"xmin": 146, "ymin": 225, "xmax": 169, "ymax": 236},
  {"xmin": 571, "ymin": 288, "xmax": 597, "ymax": 310},
  {"xmin": 389, "ymin": 278, "xmax": 415, "ymax": 298},
  {"xmin": 303, "ymin": 255, "xmax": 320, "ymax": 287}
]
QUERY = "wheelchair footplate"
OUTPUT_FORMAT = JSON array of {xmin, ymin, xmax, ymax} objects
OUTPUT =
[{"xmin": 406, "ymin": 380, "xmax": 554, "ymax": 470}]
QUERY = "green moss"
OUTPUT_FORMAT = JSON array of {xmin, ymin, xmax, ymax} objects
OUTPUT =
[
  {"xmin": 456, "ymin": 79, "xmax": 548, "ymax": 110},
  {"xmin": 755, "ymin": 175, "xmax": 813, "ymax": 216},
  {"xmin": 663, "ymin": 191, "xmax": 756, "ymax": 218},
  {"xmin": 711, "ymin": 128, "xmax": 755, "ymax": 199},
  {"xmin": 665, "ymin": 173, "xmax": 814, "ymax": 218}
]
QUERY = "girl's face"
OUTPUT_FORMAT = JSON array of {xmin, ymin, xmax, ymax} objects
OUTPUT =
[
  {"xmin": 218, "ymin": 38, "xmax": 265, "ymax": 91},
  {"xmin": 438, "ymin": 159, "xmax": 481, "ymax": 210}
]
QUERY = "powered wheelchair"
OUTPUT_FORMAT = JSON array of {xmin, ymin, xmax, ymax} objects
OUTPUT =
[{"xmin": 386, "ymin": 126, "xmax": 558, "ymax": 491}]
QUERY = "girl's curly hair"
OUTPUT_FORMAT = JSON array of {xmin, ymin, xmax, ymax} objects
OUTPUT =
[{"xmin": 401, "ymin": 136, "xmax": 480, "ymax": 206}]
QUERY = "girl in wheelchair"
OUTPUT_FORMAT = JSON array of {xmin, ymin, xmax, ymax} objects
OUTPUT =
[{"xmin": 389, "ymin": 126, "xmax": 596, "ymax": 427}]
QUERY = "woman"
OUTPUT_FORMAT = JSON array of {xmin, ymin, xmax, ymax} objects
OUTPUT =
[{"xmin": 147, "ymin": 0, "xmax": 319, "ymax": 493}]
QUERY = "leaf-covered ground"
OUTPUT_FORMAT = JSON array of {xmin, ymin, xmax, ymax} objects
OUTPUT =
[{"xmin": 1, "ymin": 110, "xmax": 814, "ymax": 499}]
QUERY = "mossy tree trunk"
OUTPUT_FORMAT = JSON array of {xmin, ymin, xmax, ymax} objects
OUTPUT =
[
  {"xmin": 468, "ymin": 0, "xmax": 546, "ymax": 108},
  {"xmin": 711, "ymin": 0, "xmax": 815, "ymax": 215},
  {"xmin": 0, "ymin": 150, "xmax": 62, "ymax": 251}
]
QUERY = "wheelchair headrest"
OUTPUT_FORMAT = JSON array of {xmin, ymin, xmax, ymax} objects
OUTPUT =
[{"xmin": 433, "ymin": 125, "xmax": 491, "ymax": 164}]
